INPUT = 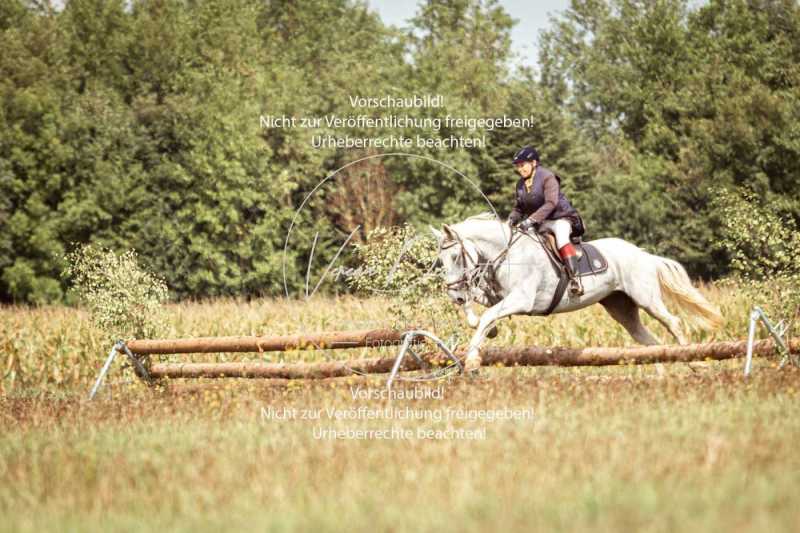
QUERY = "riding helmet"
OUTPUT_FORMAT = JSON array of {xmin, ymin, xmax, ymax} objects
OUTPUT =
[{"xmin": 512, "ymin": 145, "xmax": 540, "ymax": 164}]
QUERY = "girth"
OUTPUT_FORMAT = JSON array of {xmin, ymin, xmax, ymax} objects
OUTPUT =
[{"xmin": 533, "ymin": 232, "xmax": 570, "ymax": 316}]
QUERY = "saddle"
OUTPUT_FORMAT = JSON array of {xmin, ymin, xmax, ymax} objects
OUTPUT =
[
  {"xmin": 538, "ymin": 231, "xmax": 608, "ymax": 277},
  {"xmin": 533, "ymin": 228, "xmax": 608, "ymax": 316}
]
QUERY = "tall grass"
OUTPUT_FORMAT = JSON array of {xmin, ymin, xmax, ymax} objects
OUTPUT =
[
  {"xmin": 2, "ymin": 284, "xmax": 799, "ymax": 531},
  {"xmin": 2, "ymin": 365, "xmax": 799, "ymax": 531},
  {"xmin": 0, "ymin": 283, "xmax": 766, "ymax": 395}
]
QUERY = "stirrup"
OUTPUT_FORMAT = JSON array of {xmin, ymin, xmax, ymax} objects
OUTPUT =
[{"xmin": 569, "ymin": 277, "xmax": 584, "ymax": 296}]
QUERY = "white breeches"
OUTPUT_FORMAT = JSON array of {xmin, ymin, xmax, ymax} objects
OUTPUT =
[{"xmin": 540, "ymin": 218, "xmax": 572, "ymax": 249}]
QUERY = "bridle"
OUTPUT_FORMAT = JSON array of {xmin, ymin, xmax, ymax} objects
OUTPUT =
[
  {"xmin": 441, "ymin": 234, "xmax": 483, "ymax": 293},
  {"xmin": 440, "ymin": 228, "xmax": 524, "ymax": 301},
  {"xmin": 438, "ymin": 222, "xmax": 569, "ymax": 317}
]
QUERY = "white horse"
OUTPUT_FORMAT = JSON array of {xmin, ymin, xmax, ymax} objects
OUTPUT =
[{"xmin": 431, "ymin": 214, "xmax": 723, "ymax": 373}]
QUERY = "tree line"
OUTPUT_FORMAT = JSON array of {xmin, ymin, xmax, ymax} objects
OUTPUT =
[{"xmin": 1, "ymin": 0, "xmax": 798, "ymax": 303}]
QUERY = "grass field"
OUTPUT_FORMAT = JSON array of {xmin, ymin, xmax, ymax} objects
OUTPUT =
[{"xmin": 2, "ymin": 285, "xmax": 799, "ymax": 531}]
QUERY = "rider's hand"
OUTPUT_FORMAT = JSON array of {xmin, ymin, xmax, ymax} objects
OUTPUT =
[{"xmin": 519, "ymin": 218, "xmax": 538, "ymax": 232}]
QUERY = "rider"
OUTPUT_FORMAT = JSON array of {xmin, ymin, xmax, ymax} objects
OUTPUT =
[{"xmin": 508, "ymin": 145, "xmax": 584, "ymax": 296}]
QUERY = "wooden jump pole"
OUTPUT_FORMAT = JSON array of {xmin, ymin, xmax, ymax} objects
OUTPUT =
[
  {"xmin": 126, "ymin": 328, "xmax": 411, "ymax": 355},
  {"xmin": 478, "ymin": 338, "xmax": 800, "ymax": 366},
  {"xmin": 146, "ymin": 338, "xmax": 800, "ymax": 380}
]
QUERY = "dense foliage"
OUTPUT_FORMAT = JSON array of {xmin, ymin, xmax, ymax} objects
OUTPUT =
[
  {"xmin": 2, "ymin": 0, "xmax": 799, "ymax": 303},
  {"xmin": 540, "ymin": 0, "xmax": 800, "ymax": 277},
  {"xmin": 712, "ymin": 187, "xmax": 800, "ymax": 324}
]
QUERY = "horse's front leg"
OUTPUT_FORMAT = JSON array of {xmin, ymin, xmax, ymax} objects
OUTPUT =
[
  {"xmin": 464, "ymin": 302, "xmax": 480, "ymax": 328},
  {"xmin": 464, "ymin": 291, "xmax": 533, "ymax": 373}
]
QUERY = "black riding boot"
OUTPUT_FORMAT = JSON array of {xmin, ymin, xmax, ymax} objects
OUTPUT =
[{"xmin": 565, "ymin": 255, "xmax": 584, "ymax": 296}]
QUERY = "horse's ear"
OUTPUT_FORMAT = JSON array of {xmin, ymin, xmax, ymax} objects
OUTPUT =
[
  {"xmin": 429, "ymin": 225, "xmax": 443, "ymax": 242},
  {"xmin": 442, "ymin": 224, "xmax": 457, "ymax": 242}
]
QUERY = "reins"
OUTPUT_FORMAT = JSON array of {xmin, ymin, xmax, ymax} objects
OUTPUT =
[
  {"xmin": 439, "ymin": 221, "xmax": 578, "ymax": 317},
  {"xmin": 441, "ymin": 227, "xmax": 525, "ymax": 294},
  {"xmin": 440, "ymin": 225, "xmax": 564, "ymax": 307}
]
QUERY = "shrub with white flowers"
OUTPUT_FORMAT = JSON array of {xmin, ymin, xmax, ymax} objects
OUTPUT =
[{"xmin": 63, "ymin": 245, "xmax": 169, "ymax": 341}]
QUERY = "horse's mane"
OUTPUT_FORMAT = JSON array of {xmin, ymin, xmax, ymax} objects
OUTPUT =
[
  {"xmin": 452, "ymin": 212, "xmax": 507, "ymax": 244},
  {"xmin": 464, "ymin": 211, "xmax": 499, "ymax": 221}
]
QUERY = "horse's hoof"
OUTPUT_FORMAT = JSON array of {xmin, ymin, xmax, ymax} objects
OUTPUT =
[
  {"xmin": 465, "ymin": 311, "xmax": 480, "ymax": 328},
  {"xmin": 486, "ymin": 325, "xmax": 498, "ymax": 339},
  {"xmin": 464, "ymin": 356, "xmax": 482, "ymax": 375}
]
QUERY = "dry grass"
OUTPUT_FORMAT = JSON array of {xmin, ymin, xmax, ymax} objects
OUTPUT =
[
  {"xmin": 2, "ymin": 285, "xmax": 799, "ymax": 531},
  {"xmin": 0, "ymin": 283, "xmax": 754, "ymax": 395}
]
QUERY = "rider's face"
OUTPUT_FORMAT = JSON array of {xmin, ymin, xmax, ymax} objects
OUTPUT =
[{"xmin": 515, "ymin": 160, "xmax": 535, "ymax": 178}]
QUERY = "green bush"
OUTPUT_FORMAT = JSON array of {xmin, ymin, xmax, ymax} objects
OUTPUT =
[
  {"xmin": 348, "ymin": 225, "xmax": 462, "ymax": 337},
  {"xmin": 2, "ymin": 260, "xmax": 63, "ymax": 304},
  {"xmin": 713, "ymin": 188, "xmax": 800, "ymax": 327}
]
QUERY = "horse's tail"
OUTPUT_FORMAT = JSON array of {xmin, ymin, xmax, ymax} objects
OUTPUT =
[{"xmin": 655, "ymin": 257, "xmax": 724, "ymax": 331}]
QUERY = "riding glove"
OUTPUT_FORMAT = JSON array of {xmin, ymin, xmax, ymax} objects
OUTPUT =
[{"xmin": 519, "ymin": 218, "xmax": 538, "ymax": 232}]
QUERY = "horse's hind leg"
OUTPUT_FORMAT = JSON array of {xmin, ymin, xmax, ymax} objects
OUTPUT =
[
  {"xmin": 641, "ymin": 297, "xmax": 688, "ymax": 345},
  {"xmin": 622, "ymin": 273, "xmax": 689, "ymax": 345},
  {"xmin": 599, "ymin": 291, "xmax": 660, "ymax": 345}
]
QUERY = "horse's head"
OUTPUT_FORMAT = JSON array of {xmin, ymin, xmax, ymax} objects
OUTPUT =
[{"xmin": 430, "ymin": 224, "xmax": 481, "ymax": 306}]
